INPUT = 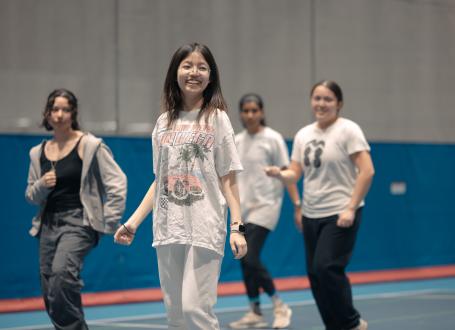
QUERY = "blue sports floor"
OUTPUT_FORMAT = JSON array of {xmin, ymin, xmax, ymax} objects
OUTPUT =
[{"xmin": 1, "ymin": 277, "xmax": 455, "ymax": 329}]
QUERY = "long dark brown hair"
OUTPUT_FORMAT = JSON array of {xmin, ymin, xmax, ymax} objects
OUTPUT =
[{"xmin": 161, "ymin": 43, "xmax": 227, "ymax": 127}]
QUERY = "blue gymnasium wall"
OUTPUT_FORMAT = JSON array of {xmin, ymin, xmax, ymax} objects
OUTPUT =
[{"xmin": 1, "ymin": 134, "xmax": 455, "ymax": 299}]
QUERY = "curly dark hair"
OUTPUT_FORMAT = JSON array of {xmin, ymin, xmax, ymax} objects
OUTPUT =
[{"xmin": 41, "ymin": 88, "xmax": 80, "ymax": 131}]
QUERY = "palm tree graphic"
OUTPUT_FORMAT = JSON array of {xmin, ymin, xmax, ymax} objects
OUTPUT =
[
  {"xmin": 178, "ymin": 145, "xmax": 193, "ymax": 173},
  {"xmin": 190, "ymin": 143, "xmax": 209, "ymax": 171},
  {"xmin": 171, "ymin": 143, "xmax": 208, "ymax": 205}
]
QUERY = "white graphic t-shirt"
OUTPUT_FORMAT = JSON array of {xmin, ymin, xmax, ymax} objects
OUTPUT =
[
  {"xmin": 236, "ymin": 127, "xmax": 290, "ymax": 230},
  {"xmin": 291, "ymin": 117, "xmax": 370, "ymax": 218},
  {"xmin": 151, "ymin": 109, "xmax": 243, "ymax": 255}
]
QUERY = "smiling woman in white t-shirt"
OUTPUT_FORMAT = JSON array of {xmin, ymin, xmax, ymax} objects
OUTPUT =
[
  {"xmin": 266, "ymin": 80, "xmax": 374, "ymax": 330},
  {"xmin": 114, "ymin": 43, "xmax": 247, "ymax": 330}
]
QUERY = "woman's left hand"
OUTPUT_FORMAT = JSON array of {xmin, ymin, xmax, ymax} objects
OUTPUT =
[
  {"xmin": 337, "ymin": 209, "xmax": 355, "ymax": 228},
  {"xmin": 114, "ymin": 223, "xmax": 136, "ymax": 245},
  {"xmin": 230, "ymin": 232, "xmax": 247, "ymax": 259}
]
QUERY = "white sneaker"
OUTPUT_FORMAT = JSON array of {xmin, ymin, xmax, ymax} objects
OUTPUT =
[
  {"xmin": 350, "ymin": 319, "xmax": 368, "ymax": 330},
  {"xmin": 229, "ymin": 311, "xmax": 268, "ymax": 329},
  {"xmin": 272, "ymin": 304, "xmax": 292, "ymax": 328}
]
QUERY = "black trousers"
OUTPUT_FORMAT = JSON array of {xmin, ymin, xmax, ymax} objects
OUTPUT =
[
  {"xmin": 302, "ymin": 208, "xmax": 363, "ymax": 330},
  {"xmin": 39, "ymin": 209, "xmax": 97, "ymax": 330},
  {"xmin": 240, "ymin": 223, "xmax": 276, "ymax": 299}
]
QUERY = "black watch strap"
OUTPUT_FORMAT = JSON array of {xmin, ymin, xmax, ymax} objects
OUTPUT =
[{"xmin": 231, "ymin": 222, "xmax": 246, "ymax": 234}]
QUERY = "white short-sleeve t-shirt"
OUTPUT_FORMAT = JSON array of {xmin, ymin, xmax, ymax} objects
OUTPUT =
[
  {"xmin": 235, "ymin": 127, "xmax": 290, "ymax": 230},
  {"xmin": 151, "ymin": 109, "xmax": 243, "ymax": 256},
  {"xmin": 291, "ymin": 117, "xmax": 370, "ymax": 218}
]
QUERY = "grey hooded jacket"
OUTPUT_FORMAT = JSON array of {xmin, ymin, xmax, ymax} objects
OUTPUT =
[{"xmin": 25, "ymin": 133, "xmax": 127, "ymax": 236}]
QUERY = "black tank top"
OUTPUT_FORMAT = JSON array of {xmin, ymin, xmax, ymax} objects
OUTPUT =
[{"xmin": 40, "ymin": 137, "xmax": 83, "ymax": 212}]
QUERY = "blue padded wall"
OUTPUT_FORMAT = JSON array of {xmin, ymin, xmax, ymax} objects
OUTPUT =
[{"xmin": 1, "ymin": 135, "xmax": 454, "ymax": 299}]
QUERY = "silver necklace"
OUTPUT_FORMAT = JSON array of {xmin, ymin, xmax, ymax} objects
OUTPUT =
[
  {"xmin": 50, "ymin": 159, "xmax": 58, "ymax": 172},
  {"xmin": 48, "ymin": 142, "xmax": 62, "ymax": 172},
  {"xmin": 48, "ymin": 134, "xmax": 81, "ymax": 172}
]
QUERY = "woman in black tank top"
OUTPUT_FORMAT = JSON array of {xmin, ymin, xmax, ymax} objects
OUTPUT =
[
  {"xmin": 41, "ymin": 135, "xmax": 83, "ymax": 213},
  {"xmin": 25, "ymin": 89, "xmax": 127, "ymax": 330}
]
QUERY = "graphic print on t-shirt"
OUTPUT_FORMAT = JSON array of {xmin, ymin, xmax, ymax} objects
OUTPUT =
[
  {"xmin": 304, "ymin": 139, "xmax": 325, "ymax": 168},
  {"xmin": 158, "ymin": 124, "xmax": 214, "ymax": 207}
]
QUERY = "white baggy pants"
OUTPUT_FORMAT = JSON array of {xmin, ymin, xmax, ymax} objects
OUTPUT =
[{"xmin": 156, "ymin": 244, "xmax": 222, "ymax": 330}]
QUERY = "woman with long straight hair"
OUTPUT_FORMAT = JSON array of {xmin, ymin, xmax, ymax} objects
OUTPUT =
[{"xmin": 115, "ymin": 43, "xmax": 247, "ymax": 330}]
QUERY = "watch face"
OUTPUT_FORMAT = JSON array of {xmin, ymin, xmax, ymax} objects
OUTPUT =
[{"xmin": 239, "ymin": 224, "xmax": 246, "ymax": 233}]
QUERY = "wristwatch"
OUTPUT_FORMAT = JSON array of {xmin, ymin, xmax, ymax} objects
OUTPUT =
[
  {"xmin": 230, "ymin": 222, "xmax": 246, "ymax": 234},
  {"xmin": 294, "ymin": 200, "xmax": 302, "ymax": 208}
]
